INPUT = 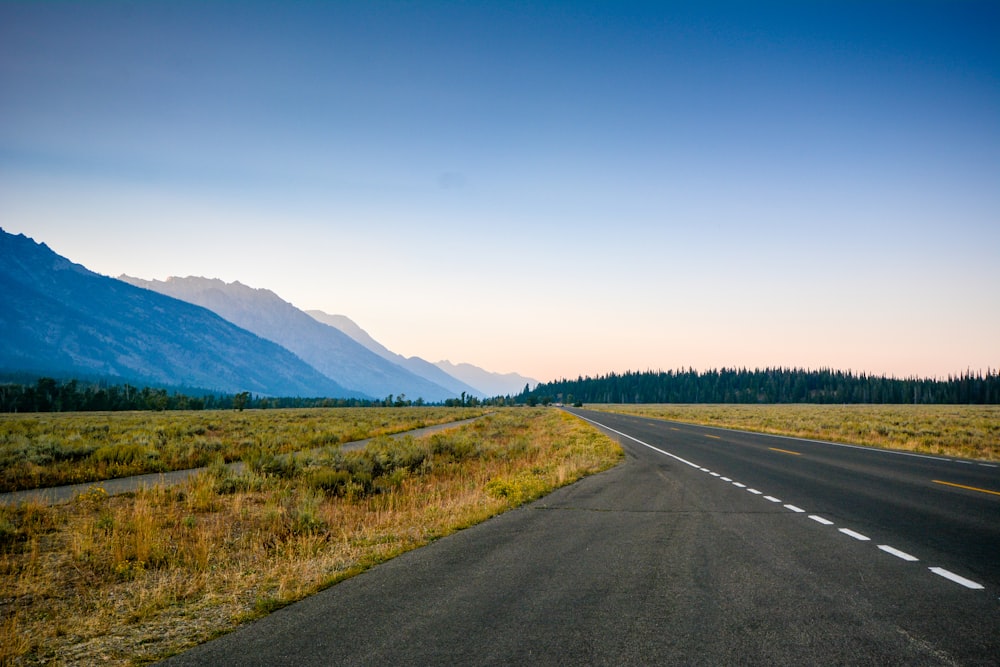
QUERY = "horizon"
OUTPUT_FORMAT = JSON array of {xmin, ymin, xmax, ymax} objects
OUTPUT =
[
  {"xmin": 1, "ymin": 223, "xmax": 996, "ymax": 388},
  {"xmin": 2, "ymin": 2, "xmax": 997, "ymax": 383}
]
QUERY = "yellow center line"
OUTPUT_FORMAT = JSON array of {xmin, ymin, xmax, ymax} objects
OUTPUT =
[
  {"xmin": 933, "ymin": 480, "xmax": 1000, "ymax": 497},
  {"xmin": 768, "ymin": 447, "xmax": 801, "ymax": 456},
  {"xmin": 704, "ymin": 434, "xmax": 721, "ymax": 440}
]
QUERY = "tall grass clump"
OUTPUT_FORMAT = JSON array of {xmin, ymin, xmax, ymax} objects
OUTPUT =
[
  {"xmin": 0, "ymin": 407, "xmax": 621, "ymax": 666},
  {"xmin": 0, "ymin": 407, "xmax": 488, "ymax": 492}
]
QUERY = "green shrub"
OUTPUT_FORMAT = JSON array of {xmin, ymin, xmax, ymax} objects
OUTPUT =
[
  {"xmin": 367, "ymin": 437, "xmax": 428, "ymax": 476},
  {"xmin": 429, "ymin": 433, "xmax": 476, "ymax": 461},
  {"xmin": 91, "ymin": 443, "xmax": 158, "ymax": 466},
  {"xmin": 0, "ymin": 517, "xmax": 19, "ymax": 551},
  {"xmin": 339, "ymin": 453, "xmax": 374, "ymax": 482},
  {"xmin": 307, "ymin": 431, "xmax": 342, "ymax": 447},
  {"xmin": 374, "ymin": 467, "xmax": 409, "ymax": 493},
  {"xmin": 247, "ymin": 452, "xmax": 301, "ymax": 479},
  {"xmin": 291, "ymin": 489, "xmax": 325, "ymax": 534},
  {"xmin": 215, "ymin": 472, "xmax": 266, "ymax": 494},
  {"xmin": 307, "ymin": 469, "xmax": 352, "ymax": 496},
  {"xmin": 348, "ymin": 471, "xmax": 373, "ymax": 495}
]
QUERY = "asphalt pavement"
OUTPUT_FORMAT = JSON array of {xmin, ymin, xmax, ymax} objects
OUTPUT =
[{"xmin": 161, "ymin": 408, "xmax": 1000, "ymax": 665}]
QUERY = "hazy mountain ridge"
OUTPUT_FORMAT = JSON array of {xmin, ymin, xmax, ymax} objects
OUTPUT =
[
  {"xmin": 434, "ymin": 360, "xmax": 537, "ymax": 397},
  {"xmin": 0, "ymin": 229, "xmax": 359, "ymax": 398},
  {"xmin": 305, "ymin": 310, "xmax": 485, "ymax": 398},
  {"xmin": 120, "ymin": 276, "xmax": 462, "ymax": 402}
]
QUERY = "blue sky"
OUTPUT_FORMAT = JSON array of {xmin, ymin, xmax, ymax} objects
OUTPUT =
[{"xmin": 2, "ymin": 1, "xmax": 997, "ymax": 382}]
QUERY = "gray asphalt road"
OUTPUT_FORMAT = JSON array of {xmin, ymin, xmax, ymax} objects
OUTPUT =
[
  {"xmin": 572, "ymin": 408, "xmax": 1000, "ymax": 588},
  {"xmin": 162, "ymin": 408, "xmax": 1000, "ymax": 666}
]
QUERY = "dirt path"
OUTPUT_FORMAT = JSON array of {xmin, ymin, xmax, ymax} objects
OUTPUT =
[{"xmin": 0, "ymin": 417, "xmax": 481, "ymax": 506}]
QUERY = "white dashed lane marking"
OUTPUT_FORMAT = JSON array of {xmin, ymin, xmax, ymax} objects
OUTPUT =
[
  {"xmin": 839, "ymin": 528, "xmax": 871, "ymax": 541},
  {"xmin": 570, "ymin": 415, "xmax": 992, "ymax": 594},
  {"xmin": 930, "ymin": 568, "xmax": 985, "ymax": 590},
  {"xmin": 878, "ymin": 545, "xmax": 919, "ymax": 562}
]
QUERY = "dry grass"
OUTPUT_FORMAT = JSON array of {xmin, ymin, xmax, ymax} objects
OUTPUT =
[
  {"xmin": 0, "ymin": 407, "xmax": 488, "ymax": 492},
  {"xmin": 0, "ymin": 408, "xmax": 621, "ymax": 666},
  {"xmin": 585, "ymin": 404, "xmax": 1000, "ymax": 461}
]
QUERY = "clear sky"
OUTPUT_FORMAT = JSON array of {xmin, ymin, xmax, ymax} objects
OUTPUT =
[{"xmin": 2, "ymin": 1, "xmax": 997, "ymax": 383}]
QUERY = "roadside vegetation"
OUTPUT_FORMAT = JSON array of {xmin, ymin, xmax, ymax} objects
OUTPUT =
[
  {"xmin": 0, "ymin": 408, "xmax": 622, "ymax": 665},
  {"xmin": 0, "ymin": 407, "xmax": 489, "ymax": 493},
  {"xmin": 585, "ymin": 404, "xmax": 1000, "ymax": 461}
]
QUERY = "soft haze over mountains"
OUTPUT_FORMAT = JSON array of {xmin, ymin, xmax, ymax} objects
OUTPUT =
[
  {"xmin": 0, "ymin": 229, "xmax": 358, "ymax": 398},
  {"xmin": 120, "ymin": 276, "xmax": 477, "ymax": 402},
  {"xmin": 304, "ymin": 310, "xmax": 486, "ymax": 398},
  {"xmin": 1, "ymin": 227, "xmax": 535, "ymax": 400},
  {"xmin": 432, "ymin": 361, "xmax": 538, "ymax": 399}
]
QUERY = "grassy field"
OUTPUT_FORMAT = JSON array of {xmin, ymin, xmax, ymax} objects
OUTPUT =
[
  {"xmin": 0, "ymin": 407, "xmax": 490, "ymax": 493},
  {"xmin": 0, "ymin": 407, "xmax": 622, "ymax": 666},
  {"xmin": 585, "ymin": 404, "xmax": 1000, "ymax": 461}
]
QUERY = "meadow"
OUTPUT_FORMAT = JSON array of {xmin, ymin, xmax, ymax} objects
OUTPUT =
[
  {"xmin": 585, "ymin": 404, "xmax": 1000, "ymax": 461},
  {"xmin": 0, "ymin": 407, "xmax": 489, "ymax": 493},
  {"xmin": 0, "ymin": 407, "xmax": 622, "ymax": 665}
]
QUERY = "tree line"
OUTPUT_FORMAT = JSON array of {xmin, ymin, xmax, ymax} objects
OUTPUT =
[
  {"xmin": 0, "ymin": 377, "xmax": 516, "ymax": 413},
  {"xmin": 519, "ymin": 367, "xmax": 1000, "ymax": 405},
  {"xmin": 0, "ymin": 378, "xmax": 361, "ymax": 412}
]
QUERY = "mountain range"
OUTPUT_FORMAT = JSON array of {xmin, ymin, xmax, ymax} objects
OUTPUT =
[
  {"xmin": 431, "ymin": 360, "xmax": 536, "ymax": 399},
  {"xmin": 306, "ymin": 311, "xmax": 491, "ymax": 397},
  {"xmin": 1, "ymin": 228, "xmax": 537, "ymax": 399},
  {"xmin": 0, "ymin": 229, "xmax": 357, "ymax": 397},
  {"xmin": 119, "ymin": 276, "xmax": 474, "ymax": 402}
]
